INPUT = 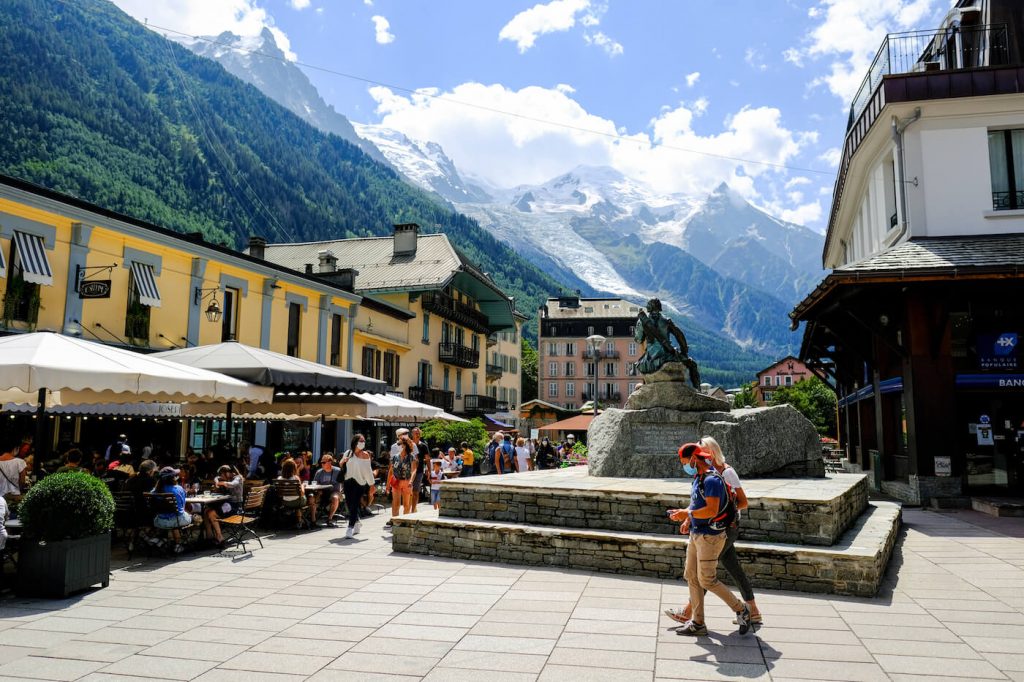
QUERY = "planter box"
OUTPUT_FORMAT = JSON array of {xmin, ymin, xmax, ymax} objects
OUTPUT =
[{"xmin": 17, "ymin": 532, "xmax": 111, "ymax": 598}]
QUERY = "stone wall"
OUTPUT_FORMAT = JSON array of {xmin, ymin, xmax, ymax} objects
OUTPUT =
[
  {"xmin": 392, "ymin": 501, "xmax": 900, "ymax": 597},
  {"xmin": 439, "ymin": 475, "xmax": 868, "ymax": 546}
]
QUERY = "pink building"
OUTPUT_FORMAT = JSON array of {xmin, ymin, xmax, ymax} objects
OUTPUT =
[
  {"xmin": 755, "ymin": 356, "xmax": 812, "ymax": 405},
  {"xmin": 538, "ymin": 296, "xmax": 643, "ymax": 411}
]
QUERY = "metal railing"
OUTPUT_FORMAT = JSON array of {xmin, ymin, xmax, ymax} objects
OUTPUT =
[
  {"xmin": 992, "ymin": 190, "xmax": 1024, "ymax": 211},
  {"xmin": 421, "ymin": 291, "xmax": 490, "ymax": 333},
  {"xmin": 439, "ymin": 342, "xmax": 480, "ymax": 368},
  {"xmin": 848, "ymin": 24, "xmax": 1008, "ymax": 130},
  {"xmin": 463, "ymin": 394, "xmax": 497, "ymax": 413},
  {"xmin": 409, "ymin": 386, "xmax": 454, "ymax": 412},
  {"xmin": 485, "ymin": 363, "xmax": 503, "ymax": 377}
]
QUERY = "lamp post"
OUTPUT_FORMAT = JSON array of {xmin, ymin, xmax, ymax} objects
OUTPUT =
[{"xmin": 586, "ymin": 334, "xmax": 605, "ymax": 416}]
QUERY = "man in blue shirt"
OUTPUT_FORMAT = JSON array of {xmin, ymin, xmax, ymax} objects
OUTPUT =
[{"xmin": 668, "ymin": 442, "xmax": 751, "ymax": 636}]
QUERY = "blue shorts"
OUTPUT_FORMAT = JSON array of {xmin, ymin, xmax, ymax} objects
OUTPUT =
[
  {"xmin": 154, "ymin": 511, "xmax": 193, "ymax": 529},
  {"xmin": 430, "ymin": 489, "xmax": 441, "ymax": 505}
]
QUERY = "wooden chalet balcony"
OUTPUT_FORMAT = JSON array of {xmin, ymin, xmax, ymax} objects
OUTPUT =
[
  {"xmin": 439, "ymin": 342, "xmax": 480, "ymax": 369},
  {"xmin": 421, "ymin": 292, "xmax": 490, "ymax": 334},
  {"xmin": 409, "ymin": 386, "xmax": 454, "ymax": 412}
]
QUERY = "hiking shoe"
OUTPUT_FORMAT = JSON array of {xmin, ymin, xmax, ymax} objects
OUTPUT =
[
  {"xmin": 676, "ymin": 620, "xmax": 708, "ymax": 636},
  {"xmin": 664, "ymin": 608, "xmax": 689, "ymax": 625},
  {"xmin": 736, "ymin": 604, "xmax": 752, "ymax": 635},
  {"xmin": 732, "ymin": 613, "xmax": 763, "ymax": 625}
]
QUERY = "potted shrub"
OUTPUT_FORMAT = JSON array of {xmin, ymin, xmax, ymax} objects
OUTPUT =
[{"xmin": 17, "ymin": 471, "xmax": 114, "ymax": 597}]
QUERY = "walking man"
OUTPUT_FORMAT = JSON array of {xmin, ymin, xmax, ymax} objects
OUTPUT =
[{"xmin": 667, "ymin": 442, "xmax": 751, "ymax": 636}]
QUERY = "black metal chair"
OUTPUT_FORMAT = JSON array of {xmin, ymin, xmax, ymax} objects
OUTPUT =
[
  {"xmin": 219, "ymin": 485, "xmax": 268, "ymax": 554},
  {"xmin": 272, "ymin": 479, "xmax": 313, "ymax": 529},
  {"xmin": 144, "ymin": 493, "xmax": 198, "ymax": 553}
]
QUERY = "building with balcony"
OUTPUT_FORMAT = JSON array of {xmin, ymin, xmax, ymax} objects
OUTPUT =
[
  {"xmin": 537, "ymin": 296, "xmax": 643, "ymax": 411},
  {"xmin": 755, "ymin": 356, "xmax": 812, "ymax": 405},
  {"xmin": 0, "ymin": 173, "xmax": 362, "ymax": 455},
  {"xmin": 792, "ymin": 0, "xmax": 1024, "ymax": 504},
  {"xmin": 261, "ymin": 224, "xmax": 521, "ymax": 422}
]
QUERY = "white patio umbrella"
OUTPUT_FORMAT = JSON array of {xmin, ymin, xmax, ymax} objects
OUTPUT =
[{"xmin": 0, "ymin": 332, "xmax": 273, "ymax": 470}]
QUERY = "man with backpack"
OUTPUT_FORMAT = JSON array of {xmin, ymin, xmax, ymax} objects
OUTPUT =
[
  {"xmin": 667, "ymin": 442, "xmax": 751, "ymax": 637},
  {"xmin": 500, "ymin": 434, "xmax": 515, "ymax": 474}
]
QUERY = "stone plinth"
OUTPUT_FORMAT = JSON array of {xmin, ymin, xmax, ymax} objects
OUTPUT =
[
  {"xmin": 588, "ymin": 404, "xmax": 824, "ymax": 479},
  {"xmin": 437, "ymin": 466, "xmax": 868, "ymax": 546}
]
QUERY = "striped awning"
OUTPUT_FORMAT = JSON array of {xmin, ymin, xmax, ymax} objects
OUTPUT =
[
  {"xmin": 0, "ymin": 238, "xmax": 6, "ymax": 279},
  {"xmin": 13, "ymin": 231, "xmax": 52, "ymax": 285},
  {"xmin": 130, "ymin": 261, "xmax": 161, "ymax": 308}
]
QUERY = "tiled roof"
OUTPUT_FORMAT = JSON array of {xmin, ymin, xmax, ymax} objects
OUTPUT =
[
  {"xmin": 262, "ymin": 234, "xmax": 461, "ymax": 292},
  {"xmin": 837, "ymin": 235, "xmax": 1024, "ymax": 273}
]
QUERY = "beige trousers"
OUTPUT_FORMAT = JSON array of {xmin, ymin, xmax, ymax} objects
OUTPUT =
[{"xmin": 684, "ymin": 532, "xmax": 743, "ymax": 623}]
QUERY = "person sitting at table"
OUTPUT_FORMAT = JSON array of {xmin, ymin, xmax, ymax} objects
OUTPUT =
[
  {"xmin": 311, "ymin": 453, "xmax": 342, "ymax": 527},
  {"xmin": 276, "ymin": 458, "xmax": 307, "ymax": 528},
  {"xmin": 203, "ymin": 465, "xmax": 242, "ymax": 549},
  {"xmin": 55, "ymin": 448, "xmax": 84, "ymax": 474},
  {"xmin": 442, "ymin": 448, "xmax": 461, "ymax": 478},
  {"xmin": 151, "ymin": 466, "xmax": 197, "ymax": 554}
]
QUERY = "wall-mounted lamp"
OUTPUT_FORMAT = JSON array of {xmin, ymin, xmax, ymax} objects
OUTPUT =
[{"xmin": 194, "ymin": 287, "xmax": 222, "ymax": 323}]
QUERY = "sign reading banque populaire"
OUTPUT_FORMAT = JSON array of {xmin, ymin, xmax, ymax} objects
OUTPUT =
[
  {"xmin": 978, "ymin": 332, "xmax": 1019, "ymax": 370},
  {"xmin": 956, "ymin": 374, "xmax": 1024, "ymax": 389}
]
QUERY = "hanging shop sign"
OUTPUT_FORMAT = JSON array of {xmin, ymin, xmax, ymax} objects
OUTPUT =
[
  {"xmin": 977, "ymin": 332, "xmax": 1019, "ymax": 370},
  {"xmin": 934, "ymin": 456, "xmax": 951, "ymax": 477},
  {"xmin": 78, "ymin": 279, "xmax": 112, "ymax": 298}
]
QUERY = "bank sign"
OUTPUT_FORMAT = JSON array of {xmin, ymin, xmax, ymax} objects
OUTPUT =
[
  {"xmin": 956, "ymin": 374, "xmax": 1024, "ymax": 389},
  {"xmin": 978, "ymin": 332, "xmax": 1018, "ymax": 370}
]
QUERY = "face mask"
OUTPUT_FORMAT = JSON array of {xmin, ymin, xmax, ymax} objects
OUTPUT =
[
  {"xmin": 542, "ymin": 440, "xmax": 549, "ymax": 445},
  {"xmin": 683, "ymin": 463, "xmax": 698, "ymax": 477},
  {"xmin": 356, "ymin": 442, "xmax": 365, "ymax": 451}
]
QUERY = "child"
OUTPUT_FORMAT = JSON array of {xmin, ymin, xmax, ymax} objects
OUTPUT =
[{"xmin": 430, "ymin": 459, "xmax": 444, "ymax": 510}]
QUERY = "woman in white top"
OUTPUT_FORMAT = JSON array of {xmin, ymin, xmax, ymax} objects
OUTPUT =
[
  {"xmin": 667, "ymin": 436, "xmax": 762, "ymax": 626},
  {"xmin": 342, "ymin": 434, "xmax": 375, "ymax": 539},
  {"xmin": 513, "ymin": 437, "xmax": 532, "ymax": 473}
]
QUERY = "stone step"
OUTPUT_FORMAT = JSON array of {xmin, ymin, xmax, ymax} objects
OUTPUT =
[
  {"xmin": 440, "ymin": 467, "xmax": 869, "ymax": 546},
  {"xmin": 393, "ymin": 501, "xmax": 901, "ymax": 597},
  {"xmin": 971, "ymin": 497, "xmax": 1024, "ymax": 517}
]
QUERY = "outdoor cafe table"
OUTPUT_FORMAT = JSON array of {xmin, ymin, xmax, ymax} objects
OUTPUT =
[{"xmin": 185, "ymin": 493, "xmax": 230, "ymax": 506}]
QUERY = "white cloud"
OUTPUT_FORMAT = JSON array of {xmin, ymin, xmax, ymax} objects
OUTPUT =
[
  {"xmin": 497, "ymin": 0, "xmax": 621, "ymax": 57},
  {"xmin": 819, "ymin": 147, "xmax": 842, "ymax": 167},
  {"xmin": 584, "ymin": 31, "xmax": 623, "ymax": 57},
  {"xmin": 745, "ymin": 47, "xmax": 767, "ymax": 71},
  {"xmin": 691, "ymin": 97, "xmax": 709, "ymax": 115},
  {"xmin": 371, "ymin": 15, "xmax": 395, "ymax": 44},
  {"xmin": 782, "ymin": 47, "xmax": 803, "ymax": 67},
  {"xmin": 778, "ymin": 200, "xmax": 823, "ymax": 224},
  {"xmin": 785, "ymin": 176, "xmax": 813, "ymax": 189},
  {"xmin": 795, "ymin": 0, "xmax": 943, "ymax": 103},
  {"xmin": 685, "ymin": 71, "xmax": 701, "ymax": 87},
  {"xmin": 368, "ymin": 82, "xmax": 813, "ymax": 204},
  {"xmin": 498, "ymin": 0, "xmax": 591, "ymax": 52},
  {"xmin": 110, "ymin": 0, "xmax": 298, "ymax": 60},
  {"xmin": 289, "ymin": 0, "xmax": 310, "ymax": 9}
]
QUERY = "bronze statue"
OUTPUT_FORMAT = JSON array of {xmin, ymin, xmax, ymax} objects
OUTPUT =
[{"xmin": 634, "ymin": 298, "xmax": 701, "ymax": 388}]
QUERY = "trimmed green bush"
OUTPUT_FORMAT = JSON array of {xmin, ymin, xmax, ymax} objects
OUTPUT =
[{"xmin": 19, "ymin": 471, "xmax": 114, "ymax": 542}]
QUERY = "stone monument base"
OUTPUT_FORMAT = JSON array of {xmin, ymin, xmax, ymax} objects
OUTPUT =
[{"xmin": 587, "ymin": 363, "xmax": 824, "ymax": 478}]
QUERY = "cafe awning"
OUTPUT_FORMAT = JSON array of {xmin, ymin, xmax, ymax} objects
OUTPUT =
[
  {"xmin": 13, "ymin": 230, "xmax": 52, "ymax": 286},
  {"xmin": 130, "ymin": 261, "xmax": 161, "ymax": 308},
  {"xmin": 153, "ymin": 341, "xmax": 387, "ymax": 394}
]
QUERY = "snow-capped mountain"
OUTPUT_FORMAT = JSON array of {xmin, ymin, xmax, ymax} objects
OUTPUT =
[
  {"xmin": 182, "ymin": 30, "xmax": 389, "ymax": 166},
  {"xmin": 184, "ymin": 30, "xmax": 822, "ymax": 356}
]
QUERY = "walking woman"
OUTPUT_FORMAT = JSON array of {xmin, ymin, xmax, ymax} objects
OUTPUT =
[
  {"xmin": 342, "ymin": 434, "xmax": 375, "ymax": 539},
  {"xmin": 665, "ymin": 436, "xmax": 763, "ymax": 627},
  {"xmin": 385, "ymin": 435, "xmax": 415, "ymax": 526}
]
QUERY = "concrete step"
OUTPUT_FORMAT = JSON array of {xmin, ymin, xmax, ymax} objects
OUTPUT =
[
  {"xmin": 393, "ymin": 501, "xmax": 901, "ymax": 597},
  {"xmin": 441, "ymin": 467, "xmax": 869, "ymax": 546},
  {"xmin": 972, "ymin": 497, "xmax": 1024, "ymax": 517}
]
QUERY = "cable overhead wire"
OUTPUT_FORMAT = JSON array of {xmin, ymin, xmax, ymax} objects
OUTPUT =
[
  {"xmin": 158, "ymin": 27, "xmax": 298, "ymax": 243},
  {"xmin": 141, "ymin": 21, "xmax": 834, "ymax": 178}
]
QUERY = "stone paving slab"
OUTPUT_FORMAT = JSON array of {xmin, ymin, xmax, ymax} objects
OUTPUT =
[{"xmin": 1, "ymin": 507, "xmax": 1023, "ymax": 681}]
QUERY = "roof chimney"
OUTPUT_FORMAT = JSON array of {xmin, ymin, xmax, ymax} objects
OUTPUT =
[
  {"xmin": 335, "ymin": 267, "xmax": 358, "ymax": 292},
  {"xmin": 304, "ymin": 263, "xmax": 314, "ymax": 275},
  {"xmin": 317, "ymin": 249, "xmax": 337, "ymax": 273},
  {"xmin": 247, "ymin": 235, "xmax": 267, "ymax": 260},
  {"xmin": 393, "ymin": 223, "xmax": 419, "ymax": 258}
]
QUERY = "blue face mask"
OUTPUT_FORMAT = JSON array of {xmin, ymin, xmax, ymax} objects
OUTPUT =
[{"xmin": 683, "ymin": 463, "xmax": 697, "ymax": 477}]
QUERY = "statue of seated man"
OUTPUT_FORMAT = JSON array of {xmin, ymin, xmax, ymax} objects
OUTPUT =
[{"xmin": 634, "ymin": 298, "xmax": 701, "ymax": 388}]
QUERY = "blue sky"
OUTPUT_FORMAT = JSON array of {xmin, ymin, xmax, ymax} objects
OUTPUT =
[{"xmin": 113, "ymin": 0, "xmax": 953, "ymax": 229}]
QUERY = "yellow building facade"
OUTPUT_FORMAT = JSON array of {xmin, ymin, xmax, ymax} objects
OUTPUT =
[{"xmin": 0, "ymin": 175, "xmax": 359, "ymax": 371}]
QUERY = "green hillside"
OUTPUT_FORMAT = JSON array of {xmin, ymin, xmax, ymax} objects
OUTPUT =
[{"xmin": 0, "ymin": 0, "xmax": 562, "ymax": 332}]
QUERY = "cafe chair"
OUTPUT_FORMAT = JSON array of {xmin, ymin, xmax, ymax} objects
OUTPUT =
[
  {"xmin": 272, "ymin": 479, "xmax": 313, "ymax": 530},
  {"xmin": 112, "ymin": 491, "xmax": 146, "ymax": 559},
  {"xmin": 219, "ymin": 485, "xmax": 268, "ymax": 554},
  {"xmin": 144, "ymin": 493, "xmax": 199, "ymax": 554}
]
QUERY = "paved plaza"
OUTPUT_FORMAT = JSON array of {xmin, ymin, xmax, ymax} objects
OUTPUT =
[{"xmin": 0, "ymin": 507, "xmax": 1022, "ymax": 681}]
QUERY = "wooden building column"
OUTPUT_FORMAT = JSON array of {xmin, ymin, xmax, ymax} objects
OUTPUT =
[{"xmin": 901, "ymin": 292, "xmax": 956, "ymax": 477}]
